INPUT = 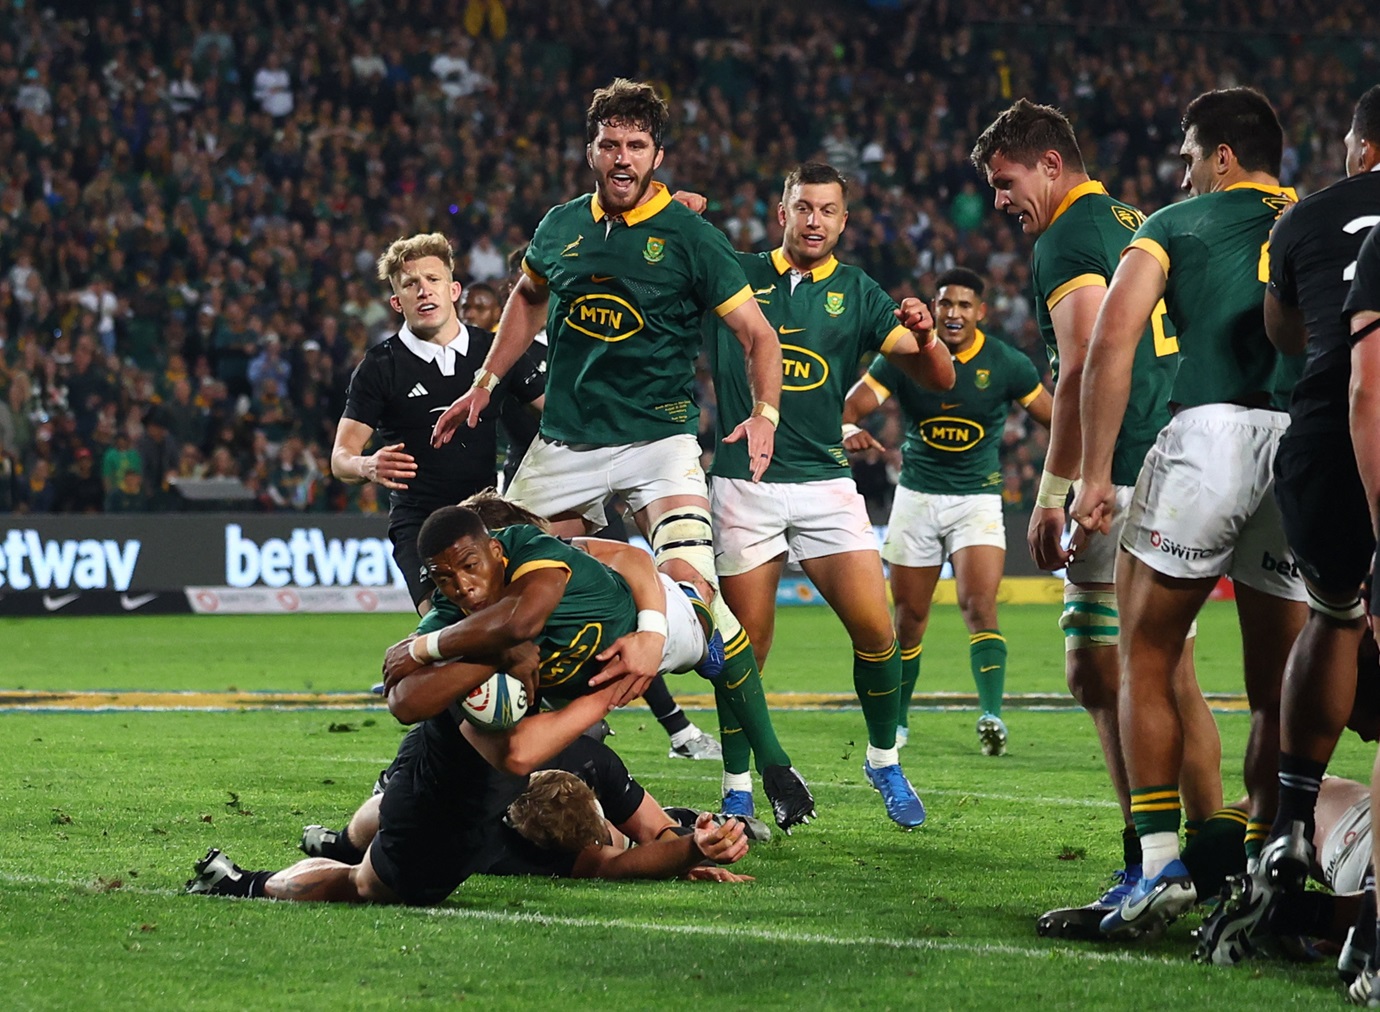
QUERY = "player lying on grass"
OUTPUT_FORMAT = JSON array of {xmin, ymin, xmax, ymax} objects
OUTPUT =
[
  {"xmin": 185, "ymin": 665, "xmax": 753, "ymax": 902},
  {"xmin": 297, "ymin": 727, "xmax": 769, "ymax": 882},
  {"xmin": 186, "ymin": 503, "xmax": 753, "ymax": 905}
]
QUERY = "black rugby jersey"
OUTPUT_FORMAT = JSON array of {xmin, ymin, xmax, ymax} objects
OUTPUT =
[
  {"xmin": 343, "ymin": 323, "xmax": 544, "ymax": 510},
  {"xmin": 1270, "ymin": 170, "xmax": 1380, "ymax": 435}
]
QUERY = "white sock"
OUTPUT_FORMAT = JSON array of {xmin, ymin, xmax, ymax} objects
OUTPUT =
[
  {"xmin": 722, "ymin": 771, "xmax": 752, "ymax": 795},
  {"xmin": 866, "ymin": 745, "xmax": 899, "ymax": 769},
  {"xmin": 1139, "ymin": 831, "xmax": 1181, "ymax": 879},
  {"xmin": 669, "ymin": 724, "xmax": 702, "ymax": 748}
]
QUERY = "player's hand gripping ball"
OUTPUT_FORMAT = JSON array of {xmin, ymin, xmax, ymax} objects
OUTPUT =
[{"xmin": 461, "ymin": 672, "xmax": 529, "ymax": 730}]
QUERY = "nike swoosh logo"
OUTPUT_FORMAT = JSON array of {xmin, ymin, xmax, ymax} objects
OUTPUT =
[
  {"xmin": 121, "ymin": 593, "xmax": 157, "ymax": 611},
  {"xmin": 941, "ymin": 402, "xmax": 962, "ymax": 409},
  {"xmin": 725, "ymin": 673, "xmax": 750, "ymax": 691},
  {"xmin": 778, "ymin": 326, "xmax": 805, "ymax": 334},
  {"xmin": 43, "ymin": 593, "xmax": 79, "ymax": 611},
  {"xmin": 591, "ymin": 275, "xmax": 615, "ymax": 283},
  {"xmin": 866, "ymin": 687, "xmax": 898, "ymax": 697},
  {"xmin": 980, "ymin": 665, "xmax": 1001, "ymax": 673}
]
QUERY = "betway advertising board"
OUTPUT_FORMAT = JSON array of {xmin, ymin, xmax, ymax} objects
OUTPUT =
[{"xmin": 0, "ymin": 515, "xmax": 412, "ymax": 615}]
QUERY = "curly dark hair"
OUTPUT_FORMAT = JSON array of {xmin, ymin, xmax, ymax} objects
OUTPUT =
[{"xmin": 586, "ymin": 78, "xmax": 670, "ymax": 148}]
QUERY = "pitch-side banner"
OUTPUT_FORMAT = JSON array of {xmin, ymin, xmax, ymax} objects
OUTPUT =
[{"xmin": 0, "ymin": 514, "xmax": 411, "ymax": 614}]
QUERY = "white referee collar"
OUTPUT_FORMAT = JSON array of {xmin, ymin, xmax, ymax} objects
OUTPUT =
[{"xmin": 398, "ymin": 322, "xmax": 469, "ymax": 377}]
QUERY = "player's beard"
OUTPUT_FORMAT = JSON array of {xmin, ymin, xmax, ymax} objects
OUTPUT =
[{"xmin": 597, "ymin": 166, "xmax": 652, "ymax": 216}]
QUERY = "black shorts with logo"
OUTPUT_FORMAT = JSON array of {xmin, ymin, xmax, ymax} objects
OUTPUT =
[
  {"xmin": 368, "ymin": 716, "xmax": 528, "ymax": 905},
  {"xmin": 1273, "ymin": 428, "xmax": 1375, "ymax": 598},
  {"xmin": 388, "ymin": 502, "xmax": 436, "ymax": 607}
]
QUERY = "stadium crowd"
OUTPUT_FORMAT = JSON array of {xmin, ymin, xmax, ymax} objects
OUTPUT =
[{"xmin": 0, "ymin": 0, "xmax": 1376, "ymax": 518}]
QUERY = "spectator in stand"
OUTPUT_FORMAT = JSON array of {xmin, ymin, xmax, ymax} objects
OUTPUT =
[{"xmin": 55, "ymin": 447, "xmax": 106, "ymax": 513}]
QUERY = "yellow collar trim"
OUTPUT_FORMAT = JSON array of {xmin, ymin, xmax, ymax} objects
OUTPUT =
[
  {"xmin": 770, "ymin": 247, "xmax": 840, "ymax": 282},
  {"xmin": 954, "ymin": 328, "xmax": 986, "ymax": 364},
  {"xmin": 590, "ymin": 181, "xmax": 673, "ymax": 225},
  {"xmin": 1225, "ymin": 181, "xmax": 1298, "ymax": 201},
  {"xmin": 1049, "ymin": 180, "xmax": 1108, "ymax": 228}
]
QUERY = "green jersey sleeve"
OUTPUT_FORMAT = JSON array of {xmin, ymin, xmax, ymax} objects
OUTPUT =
[{"xmin": 685, "ymin": 215, "xmax": 754, "ymax": 317}]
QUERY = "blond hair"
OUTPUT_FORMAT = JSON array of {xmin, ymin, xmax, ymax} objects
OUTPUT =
[
  {"xmin": 376, "ymin": 233, "xmax": 455, "ymax": 290},
  {"xmin": 507, "ymin": 770, "xmax": 608, "ymax": 852}
]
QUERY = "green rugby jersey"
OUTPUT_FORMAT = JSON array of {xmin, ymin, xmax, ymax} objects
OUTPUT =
[
  {"xmin": 1127, "ymin": 182, "xmax": 1297, "ymax": 409},
  {"xmin": 418, "ymin": 524, "xmax": 636, "ymax": 701},
  {"xmin": 522, "ymin": 182, "xmax": 753, "ymax": 445},
  {"xmin": 709, "ymin": 248, "xmax": 909, "ymax": 482},
  {"xmin": 867, "ymin": 330, "xmax": 1043, "ymax": 495},
  {"xmin": 1031, "ymin": 181, "xmax": 1177, "ymax": 486}
]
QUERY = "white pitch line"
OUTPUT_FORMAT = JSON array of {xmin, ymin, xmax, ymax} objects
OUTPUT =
[{"xmin": 0, "ymin": 870, "xmax": 1161, "ymax": 966}]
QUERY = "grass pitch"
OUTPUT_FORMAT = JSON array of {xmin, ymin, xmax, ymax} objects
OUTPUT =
[{"xmin": 2, "ymin": 602, "xmax": 1371, "ymax": 1009}]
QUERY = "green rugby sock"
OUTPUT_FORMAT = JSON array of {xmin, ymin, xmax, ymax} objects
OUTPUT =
[
  {"xmin": 714, "ymin": 685, "xmax": 751, "ymax": 777},
  {"xmin": 969, "ymin": 630, "xmax": 1007, "ymax": 716},
  {"xmin": 898, "ymin": 644, "xmax": 921, "ymax": 730},
  {"xmin": 709, "ymin": 629, "xmax": 791, "ymax": 773},
  {"xmin": 1130, "ymin": 785, "xmax": 1182, "ymax": 839},
  {"xmin": 853, "ymin": 640, "xmax": 901, "ymax": 749}
]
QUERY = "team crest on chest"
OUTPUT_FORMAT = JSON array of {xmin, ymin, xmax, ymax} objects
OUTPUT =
[
  {"xmin": 824, "ymin": 291, "xmax": 845, "ymax": 317},
  {"xmin": 975, "ymin": 368, "xmax": 991, "ymax": 389},
  {"xmin": 644, "ymin": 237, "xmax": 666, "ymax": 263}
]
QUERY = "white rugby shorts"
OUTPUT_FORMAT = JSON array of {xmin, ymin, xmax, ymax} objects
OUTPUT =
[
  {"xmin": 710, "ymin": 475, "xmax": 876, "ymax": 576},
  {"xmin": 881, "ymin": 487, "xmax": 1005, "ymax": 569}
]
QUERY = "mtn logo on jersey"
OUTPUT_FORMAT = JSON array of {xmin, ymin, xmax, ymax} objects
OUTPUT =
[
  {"xmin": 407, "ymin": 383, "xmax": 429, "ymax": 398},
  {"xmin": 565, "ymin": 293, "xmax": 645, "ymax": 342},
  {"xmin": 824, "ymin": 292, "xmax": 846, "ymax": 317},
  {"xmin": 920, "ymin": 416, "xmax": 984, "ymax": 452},
  {"xmin": 644, "ymin": 237, "xmax": 666, "ymax": 263},
  {"xmin": 780, "ymin": 344, "xmax": 828, "ymax": 391}
]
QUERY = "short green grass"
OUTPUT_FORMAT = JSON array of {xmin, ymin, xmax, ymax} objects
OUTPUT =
[{"xmin": 1, "ymin": 603, "xmax": 1368, "ymax": 1009}]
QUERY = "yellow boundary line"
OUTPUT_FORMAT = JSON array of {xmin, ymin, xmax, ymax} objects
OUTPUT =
[{"xmin": 0, "ymin": 689, "xmax": 1252, "ymax": 713}]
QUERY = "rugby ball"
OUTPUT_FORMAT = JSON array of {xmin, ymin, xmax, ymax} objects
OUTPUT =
[{"xmin": 461, "ymin": 672, "xmax": 529, "ymax": 730}]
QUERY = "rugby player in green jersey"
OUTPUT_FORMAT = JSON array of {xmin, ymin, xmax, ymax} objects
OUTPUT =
[
  {"xmin": 972, "ymin": 99, "xmax": 1221, "ymax": 939},
  {"xmin": 1073, "ymin": 88, "xmax": 1308, "ymax": 937},
  {"xmin": 706, "ymin": 162, "xmax": 954, "ymax": 828},
  {"xmin": 430, "ymin": 79, "xmax": 814, "ymax": 830},
  {"xmin": 841, "ymin": 268, "xmax": 1052, "ymax": 759}
]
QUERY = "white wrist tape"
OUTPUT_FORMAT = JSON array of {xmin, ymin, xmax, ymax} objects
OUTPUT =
[
  {"xmin": 408, "ymin": 630, "xmax": 443, "ymax": 663},
  {"xmin": 842, "ymin": 423, "xmax": 863, "ymax": 441},
  {"xmin": 1035, "ymin": 471, "xmax": 1075, "ymax": 509},
  {"xmin": 636, "ymin": 609, "xmax": 669, "ymax": 637}
]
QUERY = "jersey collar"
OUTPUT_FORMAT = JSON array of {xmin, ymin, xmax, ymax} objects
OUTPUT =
[
  {"xmin": 953, "ymin": 328, "xmax": 986, "ymax": 364},
  {"xmin": 769, "ymin": 247, "xmax": 840, "ymax": 282},
  {"xmin": 1225, "ymin": 180, "xmax": 1299, "ymax": 201},
  {"xmin": 1048, "ymin": 180, "xmax": 1108, "ymax": 228},
  {"xmin": 398, "ymin": 322, "xmax": 470, "ymax": 377},
  {"xmin": 590, "ymin": 181, "xmax": 673, "ymax": 225}
]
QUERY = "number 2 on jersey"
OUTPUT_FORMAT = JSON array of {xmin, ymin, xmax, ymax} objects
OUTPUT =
[{"xmin": 1150, "ymin": 299, "xmax": 1177, "ymax": 357}]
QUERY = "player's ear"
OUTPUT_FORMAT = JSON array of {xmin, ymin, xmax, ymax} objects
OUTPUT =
[
  {"xmin": 778, "ymin": 201, "xmax": 787, "ymax": 228},
  {"xmin": 652, "ymin": 146, "xmax": 664, "ymax": 171},
  {"xmin": 389, "ymin": 294, "xmax": 402, "ymax": 314},
  {"xmin": 450, "ymin": 280, "xmax": 462, "ymax": 305},
  {"xmin": 977, "ymin": 301, "xmax": 987, "ymax": 322},
  {"xmin": 1040, "ymin": 149, "xmax": 1062, "ymax": 178},
  {"xmin": 586, "ymin": 143, "xmax": 595, "ymax": 169}
]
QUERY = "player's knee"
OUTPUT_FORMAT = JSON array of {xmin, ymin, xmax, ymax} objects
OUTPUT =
[
  {"xmin": 650, "ymin": 506, "xmax": 717, "ymax": 587},
  {"xmin": 1305, "ymin": 584, "xmax": 1366, "ymax": 624},
  {"xmin": 1063, "ymin": 644, "xmax": 1118, "ymax": 710},
  {"xmin": 959, "ymin": 597, "xmax": 998, "ymax": 631},
  {"xmin": 1059, "ymin": 589, "xmax": 1120, "ymax": 654}
]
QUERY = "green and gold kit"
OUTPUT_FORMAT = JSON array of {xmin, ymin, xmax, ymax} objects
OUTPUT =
[
  {"xmin": 1127, "ymin": 182, "xmax": 1297, "ymax": 410},
  {"xmin": 1031, "ymin": 181, "xmax": 1178, "ymax": 486},
  {"xmin": 709, "ymin": 248, "xmax": 909, "ymax": 483},
  {"xmin": 417, "ymin": 525, "xmax": 636, "ymax": 701},
  {"xmin": 866, "ymin": 330, "xmax": 1042, "ymax": 495},
  {"xmin": 522, "ymin": 182, "xmax": 753, "ymax": 445}
]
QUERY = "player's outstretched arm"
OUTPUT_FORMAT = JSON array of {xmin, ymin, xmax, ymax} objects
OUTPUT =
[
  {"xmin": 382, "ymin": 569, "xmax": 570, "ymax": 688},
  {"xmin": 571, "ymin": 811, "xmax": 750, "ymax": 880},
  {"xmin": 386, "ymin": 657, "xmax": 498, "ymax": 724},
  {"xmin": 461, "ymin": 681, "xmax": 624, "ymax": 775},
  {"xmin": 885, "ymin": 297, "xmax": 955, "ymax": 391},
  {"xmin": 331, "ymin": 418, "xmax": 416, "ymax": 490},
  {"xmin": 719, "ymin": 298, "xmax": 782, "ymax": 481},
  {"xmin": 1072, "ymin": 248, "xmax": 1164, "ymax": 535},
  {"xmin": 431, "ymin": 274, "xmax": 550, "ymax": 444},
  {"xmin": 580, "ymin": 540, "xmax": 667, "ymax": 702}
]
